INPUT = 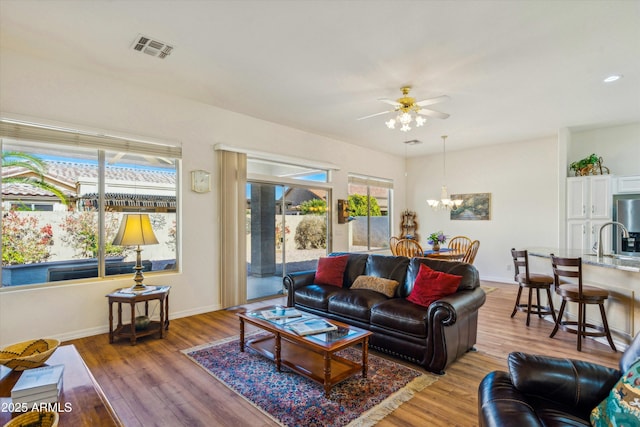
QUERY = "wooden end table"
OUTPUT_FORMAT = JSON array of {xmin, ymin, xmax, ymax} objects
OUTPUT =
[{"xmin": 106, "ymin": 286, "xmax": 170, "ymax": 345}]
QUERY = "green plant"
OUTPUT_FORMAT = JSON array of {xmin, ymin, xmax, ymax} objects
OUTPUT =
[
  {"xmin": 348, "ymin": 194, "xmax": 381, "ymax": 216},
  {"xmin": 570, "ymin": 153, "xmax": 600, "ymax": 173},
  {"xmin": 1, "ymin": 151, "xmax": 68, "ymax": 205},
  {"xmin": 59, "ymin": 210, "xmax": 126, "ymax": 258},
  {"xmin": 300, "ymin": 199, "xmax": 327, "ymax": 215},
  {"xmin": 427, "ymin": 231, "xmax": 447, "ymax": 245},
  {"xmin": 2, "ymin": 211, "xmax": 54, "ymax": 265},
  {"xmin": 294, "ymin": 216, "xmax": 326, "ymax": 249}
]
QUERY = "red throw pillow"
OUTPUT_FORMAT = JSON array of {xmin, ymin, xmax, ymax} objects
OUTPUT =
[
  {"xmin": 315, "ymin": 255, "xmax": 349, "ymax": 287},
  {"xmin": 407, "ymin": 264, "xmax": 462, "ymax": 308}
]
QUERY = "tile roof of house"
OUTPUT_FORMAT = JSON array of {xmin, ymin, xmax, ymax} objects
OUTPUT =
[{"xmin": 2, "ymin": 160, "xmax": 176, "ymax": 198}]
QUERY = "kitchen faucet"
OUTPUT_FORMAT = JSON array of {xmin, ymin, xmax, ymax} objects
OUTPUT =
[{"xmin": 597, "ymin": 221, "xmax": 630, "ymax": 257}]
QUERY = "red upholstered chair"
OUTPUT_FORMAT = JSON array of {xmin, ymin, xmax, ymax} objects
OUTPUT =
[
  {"xmin": 549, "ymin": 254, "xmax": 616, "ymax": 352},
  {"xmin": 510, "ymin": 249, "xmax": 556, "ymax": 326}
]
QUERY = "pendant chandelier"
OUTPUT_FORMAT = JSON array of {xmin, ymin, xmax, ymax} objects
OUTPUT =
[{"xmin": 427, "ymin": 135, "xmax": 462, "ymax": 211}]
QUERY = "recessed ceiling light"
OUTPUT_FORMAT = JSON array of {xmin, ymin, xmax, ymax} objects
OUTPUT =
[{"xmin": 603, "ymin": 74, "xmax": 622, "ymax": 83}]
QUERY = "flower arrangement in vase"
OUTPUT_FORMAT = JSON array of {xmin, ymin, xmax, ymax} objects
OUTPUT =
[{"xmin": 427, "ymin": 231, "xmax": 447, "ymax": 251}]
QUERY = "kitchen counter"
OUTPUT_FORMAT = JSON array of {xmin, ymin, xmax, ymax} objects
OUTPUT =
[
  {"xmin": 527, "ymin": 247, "xmax": 640, "ymax": 273},
  {"xmin": 526, "ymin": 247, "xmax": 640, "ymax": 346}
]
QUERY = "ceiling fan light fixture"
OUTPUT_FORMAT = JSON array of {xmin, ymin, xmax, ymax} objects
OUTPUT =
[
  {"xmin": 401, "ymin": 124, "xmax": 411, "ymax": 132},
  {"xmin": 415, "ymin": 116, "xmax": 426, "ymax": 127},
  {"xmin": 386, "ymin": 119, "xmax": 396, "ymax": 129},
  {"xmin": 399, "ymin": 113, "xmax": 412, "ymax": 125}
]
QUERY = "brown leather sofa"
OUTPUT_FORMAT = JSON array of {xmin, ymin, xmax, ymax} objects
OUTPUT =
[
  {"xmin": 284, "ymin": 253, "xmax": 485, "ymax": 374},
  {"xmin": 478, "ymin": 333, "xmax": 640, "ymax": 426}
]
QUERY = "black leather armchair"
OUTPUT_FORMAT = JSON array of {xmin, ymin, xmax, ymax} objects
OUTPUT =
[{"xmin": 478, "ymin": 333, "xmax": 640, "ymax": 426}]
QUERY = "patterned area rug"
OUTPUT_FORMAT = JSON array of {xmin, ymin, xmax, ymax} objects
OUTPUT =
[{"xmin": 182, "ymin": 335, "xmax": 438, "ymax": 427}]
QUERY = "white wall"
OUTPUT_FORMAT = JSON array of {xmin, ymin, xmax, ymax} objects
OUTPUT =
[
  {"xmin": 569, "ymin": 123, "xmax": 640, "ymax": 178},
  {"xmin": 407, "ymin": 136, "xmax": 560, "ymax": 283},
  {"xmin": 0, "ymin": 49, "xmax": 406, "ymax": 346}
]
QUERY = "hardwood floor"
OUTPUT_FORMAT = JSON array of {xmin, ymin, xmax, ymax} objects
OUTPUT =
[{"xmin": 67, "ymin": 282, "xmax": 622, "ymax": 427}]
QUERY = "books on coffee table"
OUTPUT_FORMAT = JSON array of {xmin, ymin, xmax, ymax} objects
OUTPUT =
[
  {"xmin": 260, "ymin": 307, "xmax": 302, "ymax": 320},
  {"xmin": 11, "ymin": 364, "xmax": 64, "ymax": 405},
  {"xmin": 288, "ymin": 318, "xmax": 338, "ymax": 336}
]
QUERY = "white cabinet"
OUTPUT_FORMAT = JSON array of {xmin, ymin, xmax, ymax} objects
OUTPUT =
[
  {"xmin": 615, "ymin": 175, "xmax": 640, "ymax": 194},
  {"xmin": 566, "ymin": 176, "xmax": 613, "ymax": 253}
]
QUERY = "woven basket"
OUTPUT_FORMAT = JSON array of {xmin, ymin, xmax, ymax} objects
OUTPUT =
[
  {"xmin": 2, "ymin": 411, "xmax": 59, "ymax": 427},
  {"xmin": 0, "ymin": 339, "xmax": 59, "ymax": 371}
]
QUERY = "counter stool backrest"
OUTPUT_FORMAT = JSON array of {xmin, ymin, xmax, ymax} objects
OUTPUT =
[
  {"xmin": 551, "ymin": 255, "xmax": 582, "ymax": 294},
  {"xmin": 511, "ymin": 249, "xmax": 532, "ymax": 282}
]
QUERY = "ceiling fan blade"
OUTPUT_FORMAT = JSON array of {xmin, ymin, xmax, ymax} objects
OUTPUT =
[
  {"xmin": 417, "ymin": 109, "xmax": 450, "ymax": 119},
  {"xmin": 357, "ymin": 110, "xmax": 394, "ymax": 120},
  {"xmin": 415, "ymin": 95, "xmax": 450, "ymax": 107},
  {"xmin": 378, "ymin": 98, "xmax": 401, "ymax": 107}
]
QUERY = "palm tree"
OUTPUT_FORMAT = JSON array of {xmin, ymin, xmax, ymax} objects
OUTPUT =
[{"xmin": 1, "ymin": 151, "xmax": 68, "ymax": 205}]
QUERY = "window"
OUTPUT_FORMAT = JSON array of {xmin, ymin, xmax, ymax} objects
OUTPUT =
[
  {"xmin": 348, "ymin": 174, "xmax": 392, "ymax": 252},
  {"xmin": 1, "ymin": 120, "xmax": 180, "ymax": 287}
]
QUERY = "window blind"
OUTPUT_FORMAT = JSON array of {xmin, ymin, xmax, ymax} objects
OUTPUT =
[
  {"xmin": 348, "ymin": 174, "xmax": 394, "ymax": 189},
  {"xmin": 0, "ymin": 120, "xmax": 182, "ymax": 158}
]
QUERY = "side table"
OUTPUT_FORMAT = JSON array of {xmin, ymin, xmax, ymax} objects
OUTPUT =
[{"xmin": 106, "ymin": 286, "xmax": 170, "ymax": 345}]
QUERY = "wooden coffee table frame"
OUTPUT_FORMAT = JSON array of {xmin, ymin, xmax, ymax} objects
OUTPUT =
[{"xmin": 238, "ymin": 308, "xmax": 372, "ymax": 398}]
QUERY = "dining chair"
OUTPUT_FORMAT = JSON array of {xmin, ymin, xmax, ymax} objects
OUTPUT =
[
  {"xmin": 549, "ymin": 254, "xmax": 616, "ymax": 352},
  {"xmin": 389, "ymin": 236, "xmax": 400, "ymax": 255},
  {"xmin": 394, "ymin": 238, "xmax": 423, "ymax": 257},
  {"xmin": 448, "ymin": 236, "xmax": 472, "ymax": 254},
  {"xmin": 461, "ymin": 240, "xmax": 480, "ymax": 264},
  {"xmin": 510, "ymin": 249, "xmax": 556, "ymax": 326}
]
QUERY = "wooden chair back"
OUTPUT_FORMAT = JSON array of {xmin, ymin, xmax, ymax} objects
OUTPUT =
[
  {"xmin": 389, "ymin": 236, "xmax": 400, "ymax": 255},
  {"xmin": 448, "ymin": 236, "xmax": 472, "ymax": 254},
  {"xmin": 462, "ymin": 240, "xmax": 480, "ymax": 264},
  {"xmin": 550, "ymin": 255, "xmax": 583, "ymax": 295},
  {"xmin": 394, "ymin": 238, "xmax": 424, "ymax": 257},
  {"xmin": 510, "ymin": 248, "xmax": 531, "ymax": 282}
]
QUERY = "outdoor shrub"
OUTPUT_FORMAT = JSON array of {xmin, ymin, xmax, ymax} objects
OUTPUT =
[
  {"xmin": 348, "ymin": 194, "xmax": 382, "ymax": 216},
  {"xmin": 300, "ymin": 199, "xmax": 327, "ymax": 215},
  {"xmin": 2, "ymin": 211, "xmax": 53, "ymax": 265},
  {"xmin": 294, "ymin": 216, "xmax": 326, "ymax": 249},
  {"xmin": 59, "ymin": 210, "xmax": 126, "ymax": 258}
]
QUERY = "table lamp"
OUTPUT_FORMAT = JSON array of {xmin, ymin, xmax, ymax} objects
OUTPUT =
[{"xmin": 112, "ymin": 213, "xmax": 158, "ymax": 291}]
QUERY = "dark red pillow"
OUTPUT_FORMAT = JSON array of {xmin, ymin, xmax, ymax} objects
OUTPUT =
[
  {"xmin": 315, "ymin": 255, "xmax": 349, "ymax": 287},
  {"xmin": 407, "ymin": 264, "xmax": 462, "ymax": 308}
]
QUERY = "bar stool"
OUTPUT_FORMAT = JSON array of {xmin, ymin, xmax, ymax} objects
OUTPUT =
[
  {"xmin": 549, "ymin": 254, "xmax": 616, "ymax": 352},
  {"xmin": 510, "ymin": 249, "xmax": 556, "ymax": 326}
]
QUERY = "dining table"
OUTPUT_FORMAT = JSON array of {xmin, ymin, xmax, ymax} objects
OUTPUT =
[{"xmin": 423, "ymin": 248, "xmax": 465, "ymax": 261}]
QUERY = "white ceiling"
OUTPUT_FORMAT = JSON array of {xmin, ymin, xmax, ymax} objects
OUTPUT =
[{"xmin": 1, "ymin": 0, "xmax": 639, "ymax": 156}]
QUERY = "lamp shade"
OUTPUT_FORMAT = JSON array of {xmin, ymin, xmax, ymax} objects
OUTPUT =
[{"xmin": 112, "ymin": 214, "xmax": 159, "ymax": 246}]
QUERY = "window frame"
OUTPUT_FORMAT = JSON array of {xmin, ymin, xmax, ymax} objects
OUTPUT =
[
  {"xmin": 0, "ymin": 119, "xmax": 181, "ymax": 288},
  {"xmin": 347, "ymin": 174, "xmax": 393, "ymax": 252}
]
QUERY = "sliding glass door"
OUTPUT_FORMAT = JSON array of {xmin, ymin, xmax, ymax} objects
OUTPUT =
[{"xmin": 246, "ymin": 182, "xmax": 328, "ymax": 300}]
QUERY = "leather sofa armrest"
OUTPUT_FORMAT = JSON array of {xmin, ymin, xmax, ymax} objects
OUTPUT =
[
  {"xmin": 478, "ymin": 371, "xmax": 543, "ymax": 427},
  {"xmin": 283, "ymin": 270, "xmax": 316, "ymax": 306},
  {"xmin": 429, "ymin": 287, "xmax": 486, "ymax": 325},
  {"xmin": 508, "ymin": 352, "xmax": 620, "ymax": 411}
]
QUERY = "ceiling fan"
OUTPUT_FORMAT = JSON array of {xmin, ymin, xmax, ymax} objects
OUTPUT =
[{"xmin": 357, "ymin": 86, "xmax": 450, "ymax": 132}]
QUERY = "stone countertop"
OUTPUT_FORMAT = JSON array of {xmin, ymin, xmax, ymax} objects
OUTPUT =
[{"xmin": 527, "ymin": 247, "xmax": 640, "ymax": 273}]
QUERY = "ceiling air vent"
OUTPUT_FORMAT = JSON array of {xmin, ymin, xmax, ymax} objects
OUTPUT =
[{"xmin": 131, "ymin": 34, "xmax": 174, "ymax": 59}]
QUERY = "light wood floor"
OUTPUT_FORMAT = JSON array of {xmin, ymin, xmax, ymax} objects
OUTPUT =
[{"xmin": 67, "ymin": 281, "xmax": 622, "ymax": 427}]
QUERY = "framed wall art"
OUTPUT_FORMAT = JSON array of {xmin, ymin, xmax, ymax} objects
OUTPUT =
[{"xmin": 450, "ymin": 193, "xmax": 491, "ymax": 220}]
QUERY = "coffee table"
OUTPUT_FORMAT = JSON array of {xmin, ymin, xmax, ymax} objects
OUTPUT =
[{"xmin": 237, "ymin": 306, "xmax": 372, "ymax": 397}]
